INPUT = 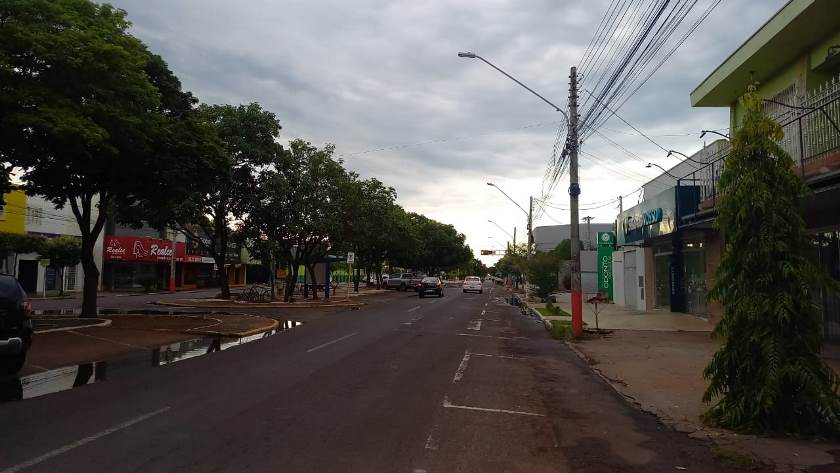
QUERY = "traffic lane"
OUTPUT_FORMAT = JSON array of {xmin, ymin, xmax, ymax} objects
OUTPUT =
[{"xmin": 0, "ymin": 283, "xmax": 484, "ymax": 472}]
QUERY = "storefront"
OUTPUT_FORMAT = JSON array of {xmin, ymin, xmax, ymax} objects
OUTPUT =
[
  {"xmin": 614, "ymin": 185, "xmax": 703, "ymax": 315},
  {"xmin": 102, "ymin": 235, "xmax": 215, "ymax": 291}
]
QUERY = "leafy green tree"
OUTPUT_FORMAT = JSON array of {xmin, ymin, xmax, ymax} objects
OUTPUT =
[
  {"xmin": 0, "ymin": 233, "xmax": 45, "ymax": 274},
  {"xmin": 702, "ymin": 86, "xmax": 840, "ymax": 435},
  {"xmin": 175, "ymin": 103, "xmax": 283, "ymax": 299},
  {"xmin": 0, "ymin": 0, "xmax": 219, "ymax": 316},
  {"xmin": 40, "ymin": 236, "xmax": 82, "ymax": 296},
  {"xmin": 524, "ymin": 251, "xmax": 559, "ymax": 299},
  {"xmin": 549, "ymin": 239, "xmax": 582, "ymax": 260}
]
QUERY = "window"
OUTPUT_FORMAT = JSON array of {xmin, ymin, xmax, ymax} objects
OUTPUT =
[
  {"xmin": 26, "ymin": 207, "xmax": 43, "ymax": 226},
  {"xmin": 65, "ymin": 266, "xmax": 77, "ymax": 291}
]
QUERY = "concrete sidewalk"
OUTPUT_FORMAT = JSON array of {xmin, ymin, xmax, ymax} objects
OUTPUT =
[
  {"xmin": 570, "ymin": 330, "xmax": 840, "ymax": 472},
  {"xmin": 550, "ymin": 291, "xmax": 714, "ymax": 332}
]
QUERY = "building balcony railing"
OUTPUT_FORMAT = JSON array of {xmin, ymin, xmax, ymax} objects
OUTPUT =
[{"xmin": 677, "ymin": 74, "xmax": 840, "ymax": 226}]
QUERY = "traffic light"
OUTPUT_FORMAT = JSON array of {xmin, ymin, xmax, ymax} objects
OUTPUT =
[{"xmin": 480, "ymin": 249, "xmax": 493, "ymax": 255}]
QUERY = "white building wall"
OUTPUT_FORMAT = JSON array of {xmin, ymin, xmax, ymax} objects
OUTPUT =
[
  {"xmin": 17, "ymin": 195, "xmax": 104, "ymax": 293},
  {"xmin": 611, "ymin": 250, "xmax": 625, "ymax": 306}
]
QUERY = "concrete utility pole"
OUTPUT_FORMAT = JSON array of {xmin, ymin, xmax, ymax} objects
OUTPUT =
[
  {"xmin": 169, "ymin": 228, "xmax": 177, "ymax": 292},
  {"xmin": 583, "ymin": 216, "xmax": 593, "ymax": 250},
  {"xmin": 527, "ymin": 196, "xmax": 534, "ymax": 254},
  {"xmin": 569, "ymin": 66, "xmax": 583, "ymax": 338},
  {"xmin": 513, "ymin": 227, "xmax": 517, "ymax": 251},
  {"xmin": 618, "ymin": 195, "xmax": 623, "ymax": 214}
]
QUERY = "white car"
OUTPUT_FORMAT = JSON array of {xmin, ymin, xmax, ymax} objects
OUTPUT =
[{"xmin": 462, "ymin": 276, "xmax": 483, "ymax": 294}]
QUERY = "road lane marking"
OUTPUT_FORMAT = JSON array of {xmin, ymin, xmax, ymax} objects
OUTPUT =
[
  {"xmin": 442, "ymin": 396, "xmax": 544, "ymax": 417},
  {"xmin": 470, "ymin": 352, "xmax": 525, "ymax": 360},
  {"xmin": 0, "ymin": 406, "xmax": 171, "ymax": 473},
  {"xmin": 306, "ymin": 332, "xmax": 359, "ymax": 353},
  {"xmin": 67, "ymin": 330, "xmax": 144, "ymax": 349},
  {"xmin": 406, "ymin": 305, "xmax": 421, "ymax": 313},
  {"xmin": 452, "ymin": 349, "xmax": 471, "ymax": 383},
  {"xmin": 467, "ymin": 320, "xmax": 482, "ymax": 331},
  {"xmin": 480, "ymin": 309, "xmax": 486, "ymax": 316},
  {"xmin": 457, "ymin": 333, "xmax": 526, "ymax": 340},
  {"xmin": 424, "ymin": 425, "xmax": 440, "ymax": 450},
  {"xmin": 427, "ymin": 299, "xmax": 438, "ymax": 304}
]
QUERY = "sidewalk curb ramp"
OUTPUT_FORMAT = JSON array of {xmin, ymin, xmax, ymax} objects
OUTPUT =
[{"xmin": 155, "ymin": 299, "xmax": 366, "ymax": 309}]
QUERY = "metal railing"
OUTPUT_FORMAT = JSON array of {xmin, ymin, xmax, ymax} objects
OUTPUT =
[{"xmin": 677, "ymin": 75, "xmax": 840, "ymax": 224}]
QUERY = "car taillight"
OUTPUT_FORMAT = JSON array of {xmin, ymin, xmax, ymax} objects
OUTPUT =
[{"xmin": 23, "ymin": 301, "xmax": 32, "ymax": 319}]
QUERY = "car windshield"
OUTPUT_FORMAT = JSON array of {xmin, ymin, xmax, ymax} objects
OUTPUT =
[
  {"xmin": 466, "ymin": 277, "xmax": 480, "ymax": 281},
  {"xmin": 421, "ymin": 277, "xmax": 439, "ymax": 283}
]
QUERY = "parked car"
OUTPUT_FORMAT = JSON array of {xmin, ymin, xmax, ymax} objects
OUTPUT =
[
  {"xmin": 385, "ymin": 273, "xmax": 424, "ymax": 291},
  {"xmin": 462, "ymin": 276, "xmax": 483, "ymax": 294},
  {"xmin": 416, "ymin": 276, "xmax": 444, "ymax": 298},
  {"xmin": 0, "ymin": 274, "xmax": 33, "ymax": 375}
]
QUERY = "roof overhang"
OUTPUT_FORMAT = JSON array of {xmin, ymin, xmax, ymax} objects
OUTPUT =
[{"xmin": 691, "ymin": 0, "xmax": 839, "ymax": 107}]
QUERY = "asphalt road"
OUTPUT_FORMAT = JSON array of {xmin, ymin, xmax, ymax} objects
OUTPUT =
[{"xmin": 2, "ymin": 283, "xmax": 743, "ymax": 472}]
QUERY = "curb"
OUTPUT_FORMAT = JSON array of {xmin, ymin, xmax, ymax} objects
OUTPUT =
[
  {"xmin": 155, "ymin": 300, "xmax": 366, "ymax": 309},
  {"xmin": 35, "ymin": 318, "xmax": 112, "ymax": 334},
  {"xmin": 187, "ymin": 317, "xmax": 280, "ymax": 338}
]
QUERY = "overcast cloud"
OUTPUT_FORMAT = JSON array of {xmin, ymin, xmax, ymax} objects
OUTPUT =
[{"xmin": 111, "ymin": 0, "xmax": 786, "ymax": 264}]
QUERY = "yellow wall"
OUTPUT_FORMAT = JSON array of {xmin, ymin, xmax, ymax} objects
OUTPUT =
[{"xmin": 0, "ymin": 190, "xmax": 26, "ymax": 234}]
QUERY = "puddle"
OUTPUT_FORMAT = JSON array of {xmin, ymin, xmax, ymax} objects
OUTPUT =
[{"xmin": 0, "ymin": 320, "xmax": 302, "ymax": 403}]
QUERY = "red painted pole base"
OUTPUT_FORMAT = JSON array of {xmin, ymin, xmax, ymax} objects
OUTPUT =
[
  {"xmin": 571, "ymin": 289, "xmax": 583, "ymax": 337},
  {"xmin": 168, "ymin": 276, "xmax": 177, "ymax": 292}
]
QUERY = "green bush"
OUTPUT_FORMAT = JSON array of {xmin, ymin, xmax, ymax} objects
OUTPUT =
[{"xmin": 549, "ymin": 320, "xmax": 572, "ymax": 340}]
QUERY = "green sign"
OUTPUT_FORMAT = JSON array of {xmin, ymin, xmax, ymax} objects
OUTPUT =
[{"xmin": 597, "ymin": 232, "xmax": 614, "ymax": 300}]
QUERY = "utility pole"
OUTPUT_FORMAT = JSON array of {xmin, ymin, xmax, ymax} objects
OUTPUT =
[
  {"xmin": 169, "ymin": 228, "xmax": 177, "ymax": 292},
  {"xmin": 527, "ymin": 196, "xmax": 533, "ymax": 254},
  {"xmin": 618, "ymin": 195, "xmax": 623, "ymax": 214},
  {"xmin": 569, "ymin": 66, "xmax": 583, "ymax": 338},
  {"xmin": 583, "ymin": 216, "xmax": 593, "ymax": 250}
]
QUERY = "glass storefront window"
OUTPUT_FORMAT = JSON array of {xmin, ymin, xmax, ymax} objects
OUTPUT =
[
  {"xmin": 684, "ymin": 249, "xmax": 706, "ymax": 316},
  {"xmin": 654, "ymin": 254, "xmax": 671, "ymax": 308}
]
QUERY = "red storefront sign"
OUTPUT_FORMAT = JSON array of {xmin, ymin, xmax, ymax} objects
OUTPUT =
[{"xmin": 103, "ymin": 236, "xmax": 209, "ymax": 263}]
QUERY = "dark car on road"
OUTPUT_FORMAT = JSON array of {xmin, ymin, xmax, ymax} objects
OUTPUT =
[
  {"xmin": 416, "ymin": 276, "xmax": 444, "ymax": 298},
  {"xmin": 0, "ymin": 274, "xmax": 32, "ymax": 375}
]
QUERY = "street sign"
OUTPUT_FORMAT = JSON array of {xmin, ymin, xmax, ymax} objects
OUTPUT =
[
  {"xmin": 346, "ymin": 252, "xmax": 355, "ymax": 264},
  {"xmin": 596, "ymin": 232, "xmax": 614, "ymax": 300}
]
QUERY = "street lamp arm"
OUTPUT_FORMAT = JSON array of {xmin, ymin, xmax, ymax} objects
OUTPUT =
[
  {"xmin": 488, "ymin": 219, "xmax": 515, "ymax": 239},
  {"xmin": 459, "ymin": 52, "xmax": 569, "ymax": 124},
  {"xmin": 646, "ymin": 162, "xmax": 679, "ymax": 179},
  {"xmin": 487, "ymin": 182, "xmax": 529, "ymax": 217},
  {"xmin": 666, "ymin": 149, "xmax": 706, "ymax": 165},
  {"xmin": 699, "ymin": 129, "xmax": 730, "ymax": 140}
]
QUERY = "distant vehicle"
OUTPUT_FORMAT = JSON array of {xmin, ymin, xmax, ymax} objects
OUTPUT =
[
  {"xmin": 416, "ymin": 277, "xmax": 444, "ymax": 298},
  {"xmin": 0, "ymin": 274, "xmax": 33, "ymax": 375},
  {"xmin": 385, "ymin": 273, "xmax": 424, "ymax": 291},
  {"xmin": 462, "ymin": 276, "xmax": 483, "ymax": 294}
]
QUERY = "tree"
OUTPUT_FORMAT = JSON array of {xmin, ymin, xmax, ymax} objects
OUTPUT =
[
  {"xmin": 0, "ymin": 1, "xmax": 219, "ymax": 316},
  {"xmin": 702, "ymin": 85, "xmax": 840, "ymax": 435},
  {"xmin": 523, "ymin": 251, "xmax": 559, "ymax": 299},
  {"xmin": 175, "ymin": 103, "xmax": 282, "ymax": 299},
  {"xmin": 0, "ymin": 233, "xmax": 45, "ymax": 274},
  {"xmin": 40, "ymin": 236, "xmax": 82, "ymax": 296}
]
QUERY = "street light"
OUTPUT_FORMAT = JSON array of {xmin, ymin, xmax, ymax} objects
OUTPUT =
[
  {"xmin": 486, "ymin": 183, "xmax": 528, "ymax": 217},
  {"xmin": 488, "ymin": 219, "xmax": 514, "ymax": 239},
  {"xmin": 458, "ymin": 52, "xmax": 569, "ymax": 125},
  {"xmin": 700, "ymin": 129, "xmax": 730, "ymax": 140},
  {"xmin": 487, "ymin": 182, "xmax": 530, "ymax": 253},
  {"xmin": 646, "ymin": 162, "xmax": 680, "ymax": 179},
  {"xmin": 487, "ymin": 236, "xmax": 507, "ymax": 248}
]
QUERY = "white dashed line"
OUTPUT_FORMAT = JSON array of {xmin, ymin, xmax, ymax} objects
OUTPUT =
[
  {"xmin": 424, "ymin": 425, "xmax": 440, "ymax": 451},
  {"xmin": 442, "ymin": 396, "xmax": 544, "ymax": 417},
  {"xmin": 0, "ymin": 407, "xmax": 171, "ymax": 473},
  {"xmin": 470, "ymin": 352, "xmax": 525, "ymax": 360},
  {"xmin": 457, "ymin": 333, "xmax": 526, "ymax": 340},
  {"xmin": 480, "ymin": 309, "xmax": 486, "ymax": 316},
  {"xmin": 452, "ymin": 349, "xmax": 471, "ymax": 383},
  {"xmin": 466, "ymin": 320, "xmax": 482, "ymax": 331},
  {"xmin": 406, "ymin": 305, "xmax": 421, "ymax": 313},
  {"xmin": 306, "ymin": 332, "xmax": 359, "ymax": 353}
]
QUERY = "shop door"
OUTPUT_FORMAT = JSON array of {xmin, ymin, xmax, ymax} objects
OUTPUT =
[
  {"xmin": 654, "ymin": 253, "xmax": 671, "ymax": 308},
  {"xmin": 17, "ymin": 260, "xmax": 38, "ymax": 293},
  {"xmin": 623, "ymin": 250, "xmax": 637, "ymax": 309}
]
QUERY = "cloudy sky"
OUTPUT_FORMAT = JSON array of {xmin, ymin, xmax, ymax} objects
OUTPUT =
[{"xmin": 112, "ymin": 0, "xmax": 785, "ymax": 264}]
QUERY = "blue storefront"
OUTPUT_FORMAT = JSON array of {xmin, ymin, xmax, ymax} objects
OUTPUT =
[{"xmin": 616, "ymin": 186, "xmax": 702, "ymax": 315}]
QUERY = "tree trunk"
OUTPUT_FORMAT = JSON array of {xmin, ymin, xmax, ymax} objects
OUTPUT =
[
  {"xmin": 58, "ymin": 266, "xmax": 64, "ymax": 297},
  {"xmin": 214, "ymin": 254, "xmax": 230, "ymax": 299},
  {"xmin": 283, "ymin": 262, "xmax": 298, "ymax": 302},
  {"xmin": 353, "ymin": 268, "xmax": 360, "ymax": 293},
  {"xmin": 80, "ymin": 235, "xmax": 99, "ymax": 318},
  {"xmin": 307, "ymin": 263, "xmax": 319, "ymax": 300}
]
